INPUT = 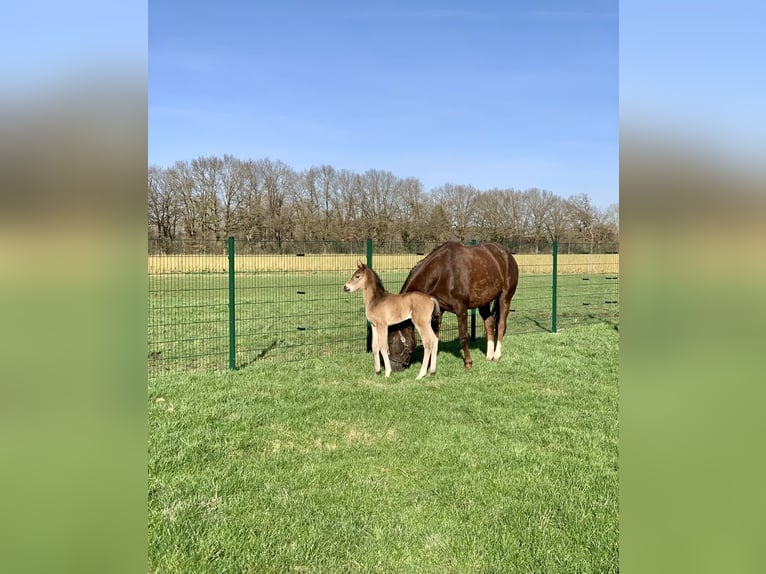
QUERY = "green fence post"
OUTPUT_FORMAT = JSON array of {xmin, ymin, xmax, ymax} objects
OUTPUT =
[
  {"xmin": 551, "ymin": 240, "xmax": 558, "ymax": 333},
  {"xmin": 470, "ymin": 239, "xmax": 477, "ymax": 340},
  {"xmin": 228, "ymin": 236, "xmax": 236, "ymax": 370},
  {"xmin": 366, "ymin": 238, "xmax": 373, "ymax": 352}
]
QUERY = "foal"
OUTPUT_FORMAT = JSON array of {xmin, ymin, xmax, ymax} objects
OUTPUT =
[{"xmin": 343, "ymin": 260, "xmax": 439, "ymax": 379}]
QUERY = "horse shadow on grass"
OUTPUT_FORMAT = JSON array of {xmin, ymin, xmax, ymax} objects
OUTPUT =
[
  {"xmin": 406, "ymin": 336, "xmax": 486, "ymax": 366},
  {"xmin": 589, "ymin": 314, "xmax": 619, "ymax": 331},
  {"xmin": 519, "ymin": 315, "xmax": 553, "ymax": 332},
  {"xmin": 518, "ymin": 312, "xmax": 619, "ymax": 333},
  {"xmin": 238, "ymin": 340, "xmax": 279, "ymax": 369}
]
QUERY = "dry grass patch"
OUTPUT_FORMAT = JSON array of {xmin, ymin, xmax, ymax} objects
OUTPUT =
[{"xmin": 148, "ymin": 253, "xmax": 619, "ymax": 275}]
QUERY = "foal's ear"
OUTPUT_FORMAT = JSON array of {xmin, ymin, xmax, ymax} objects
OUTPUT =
[{"xmin": 356, "ymin": 259, "xmax": 365, "ymax": 269}]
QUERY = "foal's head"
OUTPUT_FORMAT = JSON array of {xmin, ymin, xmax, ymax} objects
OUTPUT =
[{"xmin": 343, "ymin": 260, "xmax": 384, "ymax": 293}]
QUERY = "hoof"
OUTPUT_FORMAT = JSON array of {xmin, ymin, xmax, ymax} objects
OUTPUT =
[{"xmin": 464, "ymin": 361, "xmax": 473, "ymax": 370}]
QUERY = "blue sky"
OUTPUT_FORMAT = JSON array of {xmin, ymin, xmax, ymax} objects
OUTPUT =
[
  {"xmin": 620, "ymin": 0, "xmax": 766, "ymax": 170},
  {"xmin": 149, "ymin": 1, "xmax": 618, "ymax": 207}
]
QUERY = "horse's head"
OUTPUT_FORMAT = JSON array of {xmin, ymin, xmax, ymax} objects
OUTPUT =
[
  {"xmin": 343, "ymin": 260, "xmax": 367, "ymax": 292},
  {"xmin": 387, "ymin": 323, "xmax": 415, "ymax": 371}
]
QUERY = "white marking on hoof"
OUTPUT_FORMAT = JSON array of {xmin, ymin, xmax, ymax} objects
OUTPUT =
[
  {"xmin": 486, "ymin": 340, "xmax": 495, "ymax": 360},
  {"xmin": 492, "ymin": 342, "xmax": 503, "ymax": 360}
]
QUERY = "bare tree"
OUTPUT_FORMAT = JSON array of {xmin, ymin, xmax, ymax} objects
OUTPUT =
[
  {"xmin": 189, "ymin": 156, "xmax": 225, "ymax": 240},
  {"xmin": 147, "ymin": 154, "xmax": 618, "ymax": 248},
  {"xmin": 543, "ymin": 194, "xmax": 569, "ymax": 242},
  {"xmin": 358, "ymin": 169, "xmax": 408, "ymax": 241},
  {"xmin": 316, "ymin": 164, "xmax": 341, "ymax": 234},
  {"xmin": 397, "ymin": 177, "xmax": 430, "ymax": 243},
  {"xmin": 566, "ymin": 193, "xmax": 597, "ymax": 245},
  {"xmin": 171, "ymin": 160, "xmax": 200, "ymax": 240},
  {"xmin": 257, "ymin": 158, "xmax": 296, "ymax": 246},
  {"xmin": 292, "ymin": 168, "xmax": 320, "ymax": 241},
  {"xmin": 334, "ymin": 170, "xmax": 364, "ymax": 239},
  {"xmin": 219, "ymin": 154, "xmax": 244, "ymax": 238},
  {"xmin": 423, "ymin": 203, "xmax": 454, "ymax": 242},
  {"xmin": 597, "ymin": 202, "xmax": 620, "ymax": 244},
  {"xmin": 238, "ymin": 159, "xmax": 265, "ymax": 241},
  {"xmin": 148, "ymin": 165, "xmax": 180, "ymax": 242},
  {"xmin": 521, "ymin": 188, "xmax": 556, "ymax": 251},
  {"xmin": 293, "ymin": 165, "xmax": 344, "ymax": 242},
  {"xmin": 473, "ymin": 188, "xmax": 516, "ymax": 241},
  {"xmin": 432, "ymin": 183, "xmax": 478, "ymax": 241}
]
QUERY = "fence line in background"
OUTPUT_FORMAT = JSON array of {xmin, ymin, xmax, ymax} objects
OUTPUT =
[{"xmin": 148, "ymin": 238, "xmax": 619, "ymax": 374}]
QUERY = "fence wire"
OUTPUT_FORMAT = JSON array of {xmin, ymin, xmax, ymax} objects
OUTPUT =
[{"xmin": 148, "ymin": 239, "xmax": 619, "ymax": 374}]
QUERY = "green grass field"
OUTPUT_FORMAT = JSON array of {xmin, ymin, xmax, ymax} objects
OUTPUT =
[{"xmin": 148, "ymin": 321, "xmax": 618, "ymax": 573}]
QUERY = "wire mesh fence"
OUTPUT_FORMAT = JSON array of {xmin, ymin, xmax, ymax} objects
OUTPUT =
[
  {"xmin": 148, "ymin": 240, "xmax": 230, "ymax": 372},
  {"xmin": 148, "ymin": 238, "xmax": 619, "ymax": 374}
]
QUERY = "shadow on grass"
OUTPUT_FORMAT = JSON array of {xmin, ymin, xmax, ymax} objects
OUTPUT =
[
  {"xmin": 520, "ymin": 314, "xmax": 554, "ymax": 332},
  {"xmin": 558, "ymin": 311, "xmax": 620, "ymax": 333},
  {"xmin": 404, "ymin": 336, "xmax": 487, "ymax": 369},
  {"xmin": 239, "ymin": 340, "xmax": 279, "ymax": 368}
]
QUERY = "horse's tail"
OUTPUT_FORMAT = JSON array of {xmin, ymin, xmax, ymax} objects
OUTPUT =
[{"xmin": 430, "ymin": 297, "xmax": 441, "ymax": 336}]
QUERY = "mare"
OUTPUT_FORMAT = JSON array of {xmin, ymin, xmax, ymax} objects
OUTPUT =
[
  {"xmin": 387, "ymin": 241, "xmax": 519, "ymax": 370},
  {"xmin": 343, "ymin": 260, "xmax": 440, "ymax": 379}
]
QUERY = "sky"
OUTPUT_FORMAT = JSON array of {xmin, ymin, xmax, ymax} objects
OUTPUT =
[
  {"xmin": 149, "ymin": 0, "xmax": 618, "ymax": 207},
  {"xmin": 620, "ymin": 0, "xmax": 766, "ymax": 171}
]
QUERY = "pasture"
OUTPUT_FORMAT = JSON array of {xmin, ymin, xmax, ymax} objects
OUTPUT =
[
  {"xmin": 148, "ymin": 322, "xmax": 618, "ymax": 573},
  {"xmin": 148, "ymin": 253, "xmax": 619, "ymax": 373}
]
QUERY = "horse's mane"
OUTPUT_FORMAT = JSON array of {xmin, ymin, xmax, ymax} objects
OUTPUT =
[{"xmin": 366, "ymin": 266, "xmax": 387, "ymax": 294}]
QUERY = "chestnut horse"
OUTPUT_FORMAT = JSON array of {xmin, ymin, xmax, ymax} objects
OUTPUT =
[
  {"xmin": 344, "ymin": 261, "xmax": 440, "ymax": 379},
  {"xmin": 387, "ymin": 241, "xmax": 518, "ymax": 370}
]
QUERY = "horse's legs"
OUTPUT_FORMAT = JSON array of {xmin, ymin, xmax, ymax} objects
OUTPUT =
[
  {"xmin": 377, "ymin": 324, "xmax": 393, "ymax": 377},
  {"xmin": 494, "ymin": 289, "xmax": 514, "ymax": 360},
  {"xmin": 479, "ymin": 303, "xmax": 496, "ymax": 360},
  {"xmin": 456, "ymin": 307, "xmax": 472, "ymax": 369},
  {"xmin": 370, "ymin": 321, "xmax": 381, "ymax": 374}
]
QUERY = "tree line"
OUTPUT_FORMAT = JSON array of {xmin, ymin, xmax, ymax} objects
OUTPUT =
[{"xmin": 148, "ymin": 155, "xmax": 618, "ymax": 251}]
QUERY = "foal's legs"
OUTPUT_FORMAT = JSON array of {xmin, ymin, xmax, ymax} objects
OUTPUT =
[
  {"xmin": 415, "ymin": 330, "xmax": 430, "ymax": 379},
  {"xmin": 370, "ymin": 321, "xmax": 382, "ymax": 374},
  {"xmin": 377, "ymin": 324, "xmax": 394, "ymax": 376},
  {"xmin": 412, "ymin": 318, "xmax": 438, "ymax": 379},
  {"xmin": 420, "ymin": 325, "xmax": 439, "ymax": 375}
]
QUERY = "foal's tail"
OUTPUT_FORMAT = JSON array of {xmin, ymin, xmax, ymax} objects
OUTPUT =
[{"xmin": 430, "ymin": 297, "xmax": 441, "ymax": 336}]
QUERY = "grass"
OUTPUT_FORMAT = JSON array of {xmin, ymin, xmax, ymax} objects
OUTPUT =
[{"xmin": 148, "ymin": 321, "xmax": 618, "ymax": 573}]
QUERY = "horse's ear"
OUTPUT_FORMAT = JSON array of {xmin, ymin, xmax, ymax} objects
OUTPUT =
[{"xmin": 356, "ymin": 259, "xmax": 365, "ymax": 269}]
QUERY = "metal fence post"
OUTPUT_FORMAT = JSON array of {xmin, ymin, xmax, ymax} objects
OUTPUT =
[
  {"xmin": 470, "ymin": 239, "xmax": 477, "ymax": 340},
  {"xmin": 551, "ymin": 240, "xmax": 558, "ymax": 333},
  {"xmin": 366, "ymin": 238, "xmax": 373, "ymax": 352},
  {"xmin": 228, "ymin": 236, "xmax": 236, "ymax": 369}
]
